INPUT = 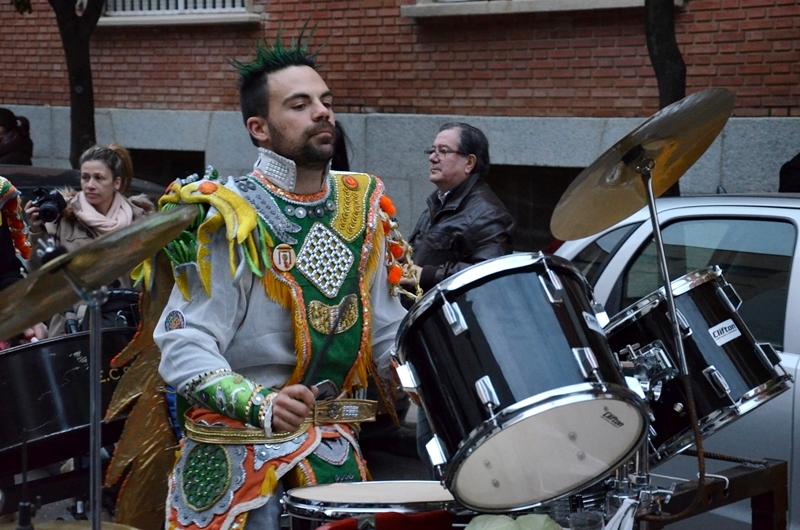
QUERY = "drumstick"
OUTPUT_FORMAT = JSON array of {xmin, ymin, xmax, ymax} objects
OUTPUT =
[{"xmin": 302, "ymin": 292, "xmax": 356, "ymax": 388}]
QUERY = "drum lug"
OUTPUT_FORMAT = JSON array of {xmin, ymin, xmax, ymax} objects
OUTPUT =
[
  {"xmin": 702, "ymin": 365, "xmax": 733, "ymax": 400},
  {"xmin": 538, "ymin": 274, "xmax": 563, "ymax": 304},
  {"xmin": 425, "ymin": 434, "xmax": 449, "ymax": 479},
  {"xmin": 475, "ymin": 375, "xmax": 501, "ymax": 421},
  {"xmin": 440, "ymin": 296, "xmax": 468, "ymax": 335},
  {"xmin": 717, "ymin": 282, "xmax": 743, "ymax": 312},
  {"xmin": 756, "ymin": 342, "xmax": 782, "ymax": 367},
  {"xmin": 394, "ymin": 362, "xmax": 421, "ymax": 392},
  {"xmin": 675, "ymin": 309, "xmax": 692, "ymax": 337},
  {"xmin": 573, "ymin": 347, "xmax": 600, "ymax": 381}
]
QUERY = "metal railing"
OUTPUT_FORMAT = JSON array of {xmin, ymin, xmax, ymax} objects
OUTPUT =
[{"xmin": 104, "ymin": 0, "xmax": 249, "ymax": 16}]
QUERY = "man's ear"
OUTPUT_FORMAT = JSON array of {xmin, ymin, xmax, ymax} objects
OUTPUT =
[
  {"xmin": 246, "ymin": 116, "xmax": 270, "ymax": 146},
  {"xmin": 465, "ymin": 153, "xmax": 477, "ymax": 174}
]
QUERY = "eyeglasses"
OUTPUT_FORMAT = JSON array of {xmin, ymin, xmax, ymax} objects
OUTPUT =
[{"xmin": 424, "ymin": 146, "xmax": 465, "ymax": 157}]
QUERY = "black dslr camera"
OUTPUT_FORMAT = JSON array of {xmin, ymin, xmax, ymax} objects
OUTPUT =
[{"xmin": 30, "ymin": 188, "xmax": 66, "ymax": 223}]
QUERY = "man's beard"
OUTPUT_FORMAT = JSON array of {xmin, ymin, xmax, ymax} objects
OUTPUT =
[{"xmin": 269, "ymin": 122, "xmax": 335, "ymax": 170}]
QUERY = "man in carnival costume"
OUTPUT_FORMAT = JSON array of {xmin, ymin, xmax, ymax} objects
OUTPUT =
[{"xmin": 153, "ymin": 34, "xmax": 414, "ymax": 530}]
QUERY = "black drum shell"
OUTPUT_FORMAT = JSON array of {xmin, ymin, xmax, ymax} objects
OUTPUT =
[
  {"xmin": 396, "ymin": 253, "xmax": 626, "ymax": 465},
  {"xmin": 605, "ymin": 268, "xmax": 788, "ymax": 462},
  {"xmin": 0, "ymin": 328, "xmax": 134, "ymax": 474}
]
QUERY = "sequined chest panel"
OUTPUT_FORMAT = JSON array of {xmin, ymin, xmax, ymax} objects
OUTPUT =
[{"xmin": 236, "ymin": 171, "xmax": 377, "ymax": 387}]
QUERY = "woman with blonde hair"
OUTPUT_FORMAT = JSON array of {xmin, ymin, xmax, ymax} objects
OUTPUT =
[{"xmin": 25, "ymin": 144, "xmax": 154, "ymax": 334}]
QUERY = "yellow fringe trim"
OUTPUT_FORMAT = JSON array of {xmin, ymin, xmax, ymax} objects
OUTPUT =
[
  {"xmin": 228, "ymin": 238, "xmax": 237, "ymax": 277},
  {"xmin": 260, "ymin": 466, "xmax": 279, "ymax": 496},
  {"xmin": 287, "ymin": 299, "xmax": 310, "ymax": 385},
  {"xmin": 196, "ymin": 213, "xmax": 225, "ymax": 297},
  {"xmin": 130, "ymin": 259, "xmax": 152, "ymax": 290},
  {"xmin": 245, "ymin": 233, "xmax": 260, "ymax": 271},
  {"xmin": 364, "ymin": 219, "xmax": 385, "ymax": 290},
  {"xmin": 263, "ymin": 272, "xmax": 293, "ymax": 310},
  {"xmin": 342, "ymin": 185, "xmax": 383, "ymax": 394},
  {"xmin": 261, "ymin": 267, "xmax": 311, "ymax": 387},
  {"xmin": 174, "ymin": 267, "xmax": 191, "ymax": 301}
]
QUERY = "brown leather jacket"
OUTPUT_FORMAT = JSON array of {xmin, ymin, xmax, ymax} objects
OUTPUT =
[{"xmin": 408, "ymin": 173, "xmax": 514, "ymax": 292}]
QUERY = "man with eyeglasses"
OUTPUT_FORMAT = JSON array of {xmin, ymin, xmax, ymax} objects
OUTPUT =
[
  {"xmin": 405, "ymin": 122, "xmax": 514, "ymax": 294},
  {"xmin": 405, "ymin": 122, "xmax": 514, "ymax": 473}
]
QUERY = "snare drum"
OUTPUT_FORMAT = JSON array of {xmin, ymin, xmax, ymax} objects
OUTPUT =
[
  {"xmin": 605, "ymin": 266, "xmax": 791, "ymax": 464},
  {"xmin": 283, "ymin": 481, "xmax": 457, "ymax": 530},
  {"xmin": 394, "ymin": 253, "xmax": 648, "ymax": 512}
]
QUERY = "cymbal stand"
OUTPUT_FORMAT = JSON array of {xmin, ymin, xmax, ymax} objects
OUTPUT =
[
  {"xmin": 628, "ymin": 149, "xmax": 709, "ymax": 524},
  {"xmin": 630, "ymin": 155, "xmax": 688, "ymax": 377},
  {"xmin": 63, "ymin": 270, "xmax": 108, "ymax": 530},
  {"xmin": 16, "ymin": 438, "xmax": 34, "ymax": 530}
]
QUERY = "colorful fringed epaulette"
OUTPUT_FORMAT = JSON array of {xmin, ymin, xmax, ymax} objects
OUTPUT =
[
  {"xmin": 133, "ymin": 167, "xmax": 274, "ymax": 300},
  {"xmin": 377, "ymin": 194, "xmax": 421, "ymax": 301},
  {"xmin": 0, "ymin": 176, "xmax": 31, "ymax": 260}
]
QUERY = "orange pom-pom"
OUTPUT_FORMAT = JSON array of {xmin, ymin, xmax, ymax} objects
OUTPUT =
[
  {"xmin": 199, "ymin": 181, "xmax": 218, "ymax": 195},
  {"xmin": 389, "ymin": 243, "xmax": 404, "ymax": 259},
  {"xmin": 387, "ymin": 265, "xmax": 403, "ymax": 285},
  {"xmin": 382, "ymin": 220, "xmax": 391, "ymax": 235},
  {"xmin": 379, "ymin": 195, "xmax": 396, "ymax": 217}
]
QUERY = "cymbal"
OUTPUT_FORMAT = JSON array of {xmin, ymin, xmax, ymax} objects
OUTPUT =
[
  {"xmin": 0, "ymin": 205, "xmax": 196, "ymax": 341},
  {"xmin": 550, "ymin": 88, "xmax": 735, "ymax": 241}
]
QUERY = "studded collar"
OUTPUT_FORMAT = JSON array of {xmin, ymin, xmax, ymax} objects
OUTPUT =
[{"xmin": 253, "ymin": 147, "xmax": 332, "ymax": 196}]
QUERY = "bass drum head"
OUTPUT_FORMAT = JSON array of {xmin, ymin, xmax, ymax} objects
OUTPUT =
[{"xmin": 450, "ymin": 387, "xmax": 647, "ymax": 511}]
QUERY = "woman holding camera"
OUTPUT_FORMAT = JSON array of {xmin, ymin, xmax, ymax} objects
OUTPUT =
[{"xmin": 25, "ymin": 144, "xmax": 154, "ymax": 335}]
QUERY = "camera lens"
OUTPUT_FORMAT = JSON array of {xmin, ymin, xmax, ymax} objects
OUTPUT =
[
  {"xmin": 38, "ymin": 203, "xmax": 61, "ymax": 223},
  {"xmin": 31, "ymin": 189, "xmax": 66, "ymax": 223}
]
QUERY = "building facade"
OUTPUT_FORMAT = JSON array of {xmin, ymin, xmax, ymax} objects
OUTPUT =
[{"xmin": 1, "ymin": 0, "xmax": 798, "ymax": 244}]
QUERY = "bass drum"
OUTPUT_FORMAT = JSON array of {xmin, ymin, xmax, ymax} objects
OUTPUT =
[
  {"xmin": 605, "ymin": 266, "xmax": 791, "ymax": 464},
  {"xmin": 394, "ymin": 253, "xmax": 648, "ymax": 512}
]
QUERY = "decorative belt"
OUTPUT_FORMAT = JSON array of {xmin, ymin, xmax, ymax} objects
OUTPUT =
[{"xmin": 184, "ymin": 399, "xmax": 378, "ymax": 445}]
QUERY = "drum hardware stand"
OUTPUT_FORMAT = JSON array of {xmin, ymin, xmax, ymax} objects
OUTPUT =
[
  {"xmin": 624, "ymin": 149, "xmax": 688, "ymax": 378},
  {"xmin": 34, "ymin": 236, "xmax": 68, "ymax": 265},
  {"xmin": 623, "ymin": 146, "xmax": 710, "ymax": 525},
  {"xmin": 62, "ymin": 270, "xmax": 108, "ymax": 530},
  {"xmin": 15, "ymin": 437, "xmax": 37, "ymax": 530}
]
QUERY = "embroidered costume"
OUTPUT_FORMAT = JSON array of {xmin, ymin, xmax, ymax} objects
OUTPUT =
[{"xmin": 154, "ymin": 149, "xmax": 407, "ymax": 530}]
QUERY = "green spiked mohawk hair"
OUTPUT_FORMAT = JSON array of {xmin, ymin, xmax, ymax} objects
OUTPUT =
[{"xmin": 233, "ymin": 26, "xmax": 319, "ymax": 137}]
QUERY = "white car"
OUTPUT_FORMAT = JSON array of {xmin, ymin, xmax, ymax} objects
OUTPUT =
[{"xmin": 555, "ymin": 194, "xmax": 800, "ymax": 530}]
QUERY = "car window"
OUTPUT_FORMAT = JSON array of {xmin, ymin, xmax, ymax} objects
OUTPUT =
[
  {"xmin": 570, "ymin": 223, "xmax": 641, "ymax": 285},
  {"xmin": 613, "ymin": 217, "xmax": 795, "ymax": 349}
]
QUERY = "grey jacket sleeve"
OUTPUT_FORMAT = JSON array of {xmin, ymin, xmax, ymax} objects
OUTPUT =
[
  {"xmin": 155, "ymin": 229, "xmax": 251, "ymax": 392},
  {"xmin": 369, "ymin": 236, "xmax": 407, "ymax": 381}
]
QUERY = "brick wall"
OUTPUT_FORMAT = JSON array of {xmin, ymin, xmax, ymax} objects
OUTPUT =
[{"xmin": 1, "ymin": 0, "xmax": 797, "ymax": 117}]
